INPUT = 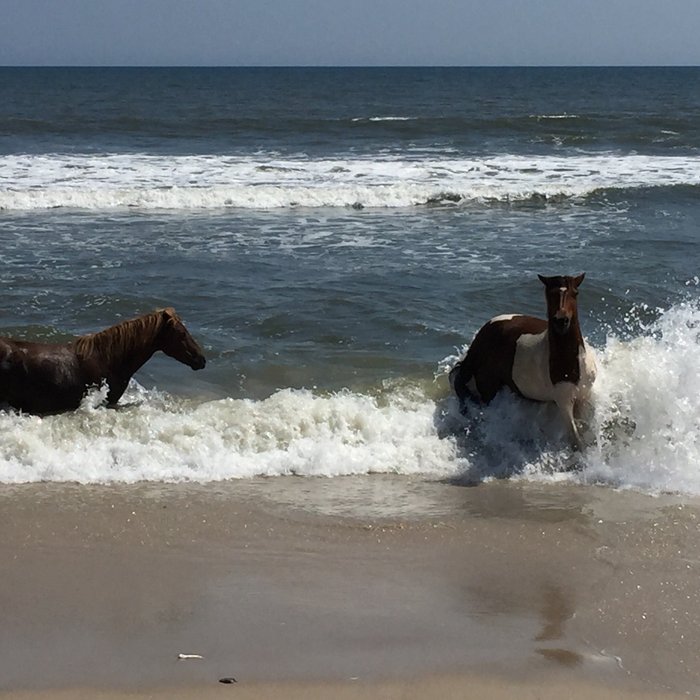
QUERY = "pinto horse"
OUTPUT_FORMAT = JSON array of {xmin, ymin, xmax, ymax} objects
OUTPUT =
[
  {"xmin": 0, "ymin": 308, "xmax": 206, "ymax": 415},
  {"xmin": 449, "ymin": 274, "xmax": 596, "ymax": 448}
]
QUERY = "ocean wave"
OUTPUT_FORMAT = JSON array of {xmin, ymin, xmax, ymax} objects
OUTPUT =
[
  {"xmin": 582, "ymin": 301, "xmax": 700, "ymax": 493},
  {"xmin": 351, "ymin": 116, "xmax": 416, "ymax": 122},
  {"xmin": 531, "ymin": 113, "xmax": 581, "ymax": 120},
  {"xmin": 1, "ymin": 152, "xmax": 700, "ymax": 210},
  {"xmin": 0, "ymin": 386, "xmax": 462, "ymax": 484},
  {"xmin": 2, "ymin": 302, "xmax": 700, "ymax": 495}
]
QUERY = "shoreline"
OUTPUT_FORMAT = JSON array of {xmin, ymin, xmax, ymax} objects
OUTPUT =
[{"xmin": 1, "ymin": 478, "xmax": 699, "ymax": 697}]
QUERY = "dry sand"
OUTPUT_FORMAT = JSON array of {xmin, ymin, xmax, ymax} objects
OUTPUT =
[{"xmin": 1, "ymin": 477, "xmax": 699, "ymax": 698}]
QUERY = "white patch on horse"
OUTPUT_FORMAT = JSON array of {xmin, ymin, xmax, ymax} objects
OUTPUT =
[
  {"xmin": 488, "ymin": 313, "xmax": 522, "ymax": 324},
  {"xmin": 577, "ymin": 342, "xmax": 597, "ymax": 395},
  {"xmin": 511, "ymin": 330, "xmax": 553, "ymax": 401},
  {"xmin": 512, "ymin": 331, "xmax": 597, "ymax": 447}
]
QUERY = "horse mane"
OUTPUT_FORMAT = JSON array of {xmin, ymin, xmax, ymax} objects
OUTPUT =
[{"xmin": 74, "ymin": 310, "xmax": 167, "ymax": 363}]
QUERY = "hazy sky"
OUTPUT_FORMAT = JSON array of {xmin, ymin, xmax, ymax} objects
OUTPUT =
[{"xmin": 2, "ymin": 0, "xmax": 699, "ymax": 66}]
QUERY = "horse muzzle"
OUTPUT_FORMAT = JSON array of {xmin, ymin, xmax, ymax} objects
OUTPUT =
[
  {"xmin": 552, "ymin": 316, "xmax": 571, "ymax": 335},
  {"xmin": 190, "ymin": 356, "xmax": 206, "ymax": 370}
]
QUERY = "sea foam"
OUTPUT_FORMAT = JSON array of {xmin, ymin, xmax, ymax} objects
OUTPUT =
[
  {"xmin": 2, "ymin": 302, "xmax": 700, "ymax": 495},
  {"xmin": 1, "ymin": 152, "xmax": 700, "ymax": 210},
  {"xmin": 0, "ymin": 386, "xmax": 463, "ymax": 484},
  {"xmin": 584, "ymin": 301, "xmax": 700, "ymax": 493}
]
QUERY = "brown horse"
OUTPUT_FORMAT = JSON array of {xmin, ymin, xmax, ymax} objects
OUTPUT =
[
  {"xmin": 449, "ymin": 274, "xmax": 596, "ymax": 448},
  {"xmin": 0, "ymin": 308, "xmax": 206, "ymax": 415}
]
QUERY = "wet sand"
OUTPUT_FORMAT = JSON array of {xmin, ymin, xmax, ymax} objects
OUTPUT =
[{"xmin": 1, "ymin": 477, "xmax": 699, "ymax": 698}]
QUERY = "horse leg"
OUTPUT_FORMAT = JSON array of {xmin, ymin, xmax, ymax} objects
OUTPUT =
[
  {"xmin": 554, "ymin": 391, "xmax": 584, "ymax": 451},
  {"xmin": 570, "ymin": 416, "xmax": 584, "ymax": 451},
  {"xmin": 106, "ymin": 377, "xmax": 130, "ymax": 406},
  {"xmin": 473, "ymin": 369, "xmax": 504, "ymax": 404}
]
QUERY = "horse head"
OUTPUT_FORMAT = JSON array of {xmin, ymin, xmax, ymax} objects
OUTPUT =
[
  {"xmin": 538, "ymin": 273, "xmax": 585, "ymax": 336},
  {"xmin": 158, "ymin": 308, "xmax": 206, "ymax": 370}
]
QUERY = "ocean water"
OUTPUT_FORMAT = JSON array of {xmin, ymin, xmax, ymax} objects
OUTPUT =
[{"xmin": 1, "ymin": 67, "xmax": 700, "ymax": 493}]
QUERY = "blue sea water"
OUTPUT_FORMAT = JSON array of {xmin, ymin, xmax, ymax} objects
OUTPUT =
[{"xmin": 1, "ymin": 67, "xmax": 700, "ymax": 490}]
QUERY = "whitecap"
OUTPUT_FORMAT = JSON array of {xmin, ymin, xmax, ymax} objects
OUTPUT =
[
  {"xmin": 2, "ymin": 303, "xmax": 700, "ymax": 494},
  {"xmin": 2, "ymin": 152, "xmax": 700, "ymax": 211}
]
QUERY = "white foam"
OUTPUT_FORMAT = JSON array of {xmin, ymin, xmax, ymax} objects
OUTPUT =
[
  {"xmin": 2, "ymin": 302, "xmax": 700, "ymax": 494},
  {"xmin": 1, "ymin": 152, "xmax": 699, "ymax": 210},
  {"xmin": 439, "ymin": 301, "xmax": 700, "ymax": 495},
  {"xmin": 351, "ymin": 116, "xmax": 415, "ymax": 122},
  {"xmin": 0, "ymin": 386, "xmax": 466, "ymax": 484},
  {"xmin": 584, "ymin": 301, "xmax": 700, "ymax": 494},
  {"xmin": 532, "ymin": 114, "xmax": 580, "ymax": 120}
]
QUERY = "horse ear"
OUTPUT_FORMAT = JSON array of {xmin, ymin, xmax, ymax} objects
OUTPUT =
[
  {"xmin": 160, "ymin": 307, "xmax": 178, "ymax": 324},
  {"xmin": 538, "ymin": 274, "xmax": 548, "ymax": 286},
  {"xmin": 573, "ymin": 273, "xmax": 585, "ymax": 288}
]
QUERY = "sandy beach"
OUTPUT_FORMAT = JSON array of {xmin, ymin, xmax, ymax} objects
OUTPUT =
[
  {"xmin": 1, "ymin": 477, "xmax": 699, "ymax": 698},
  {"xmin": 4, "ymin": 63, "xmax": 700, "ymax": 700}
]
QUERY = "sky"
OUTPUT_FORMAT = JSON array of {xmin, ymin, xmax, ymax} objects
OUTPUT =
[{"xmin": 1, "ymin": 0, "xmax": 699, "ymax": 67}]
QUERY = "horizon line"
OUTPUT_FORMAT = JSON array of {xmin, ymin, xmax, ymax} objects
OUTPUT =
[{"xmin": 1, "ymin": 63, "xmax": 699, "ymax": 69}]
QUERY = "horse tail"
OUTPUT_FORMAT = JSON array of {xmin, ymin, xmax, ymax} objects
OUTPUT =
[{"xmin": 449, "ymin": 355, "xmax": 473, "ymax": 403}]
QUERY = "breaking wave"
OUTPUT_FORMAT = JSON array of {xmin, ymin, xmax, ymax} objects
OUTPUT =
[
  {"xmin": 2, "ymin": 302, "xmax": 700, "ymax": 496},
  {"xmin": 2, "ymin": 152, "xmax": 700, "ymax": 210}
]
